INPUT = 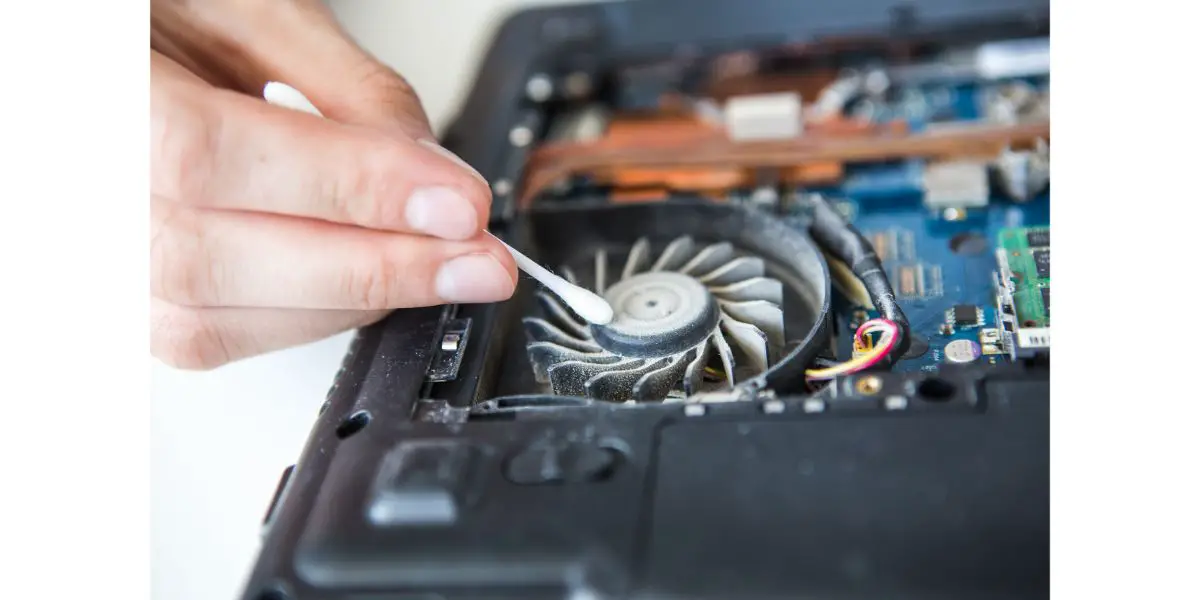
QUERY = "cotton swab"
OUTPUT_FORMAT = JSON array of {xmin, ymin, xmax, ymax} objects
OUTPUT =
[{"xmin": 261, "ymin": 82, "xmax": 614, "ymax": 325}]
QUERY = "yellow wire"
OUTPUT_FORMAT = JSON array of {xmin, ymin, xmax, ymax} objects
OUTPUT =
[{"xmin": 806, "ymin": 326, "xmax": 894, "ymax": 379}]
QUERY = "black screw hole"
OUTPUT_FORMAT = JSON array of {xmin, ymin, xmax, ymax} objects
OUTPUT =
[
  {"xmin": 916, "ymin": 378, "xmax": 956, "ymax": 402},
  {"xmin": 335, "ymin": 410, "xmax": 371, "ymax": 440},
  {"xmin": 949, "ymin": 232, "xmax": 988, "ymax": 255},
  {"xmin": 254, "ymin": 588, "xmax": 289, "ymax": 600}
]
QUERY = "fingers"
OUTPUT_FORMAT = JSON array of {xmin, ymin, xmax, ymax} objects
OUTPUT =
[
  {"xmin": 151, "ymin": 297, "xmax": 386, "ymax": 370},
  {"xmin": 152, "ymin": 56, "xmax": 490, "ymax": 240},
  {"xmin": 151, "ymin": 0, "xmax": 436, "ymax": 141},
  {"xmin": 151, "ymin": 198, "xmax": 518, "ymax": 310}
]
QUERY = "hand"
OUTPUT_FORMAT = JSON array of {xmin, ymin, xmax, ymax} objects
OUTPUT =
[{"xmin": 151, "ymin": 0, "xmax": 516, "ymax": 369}]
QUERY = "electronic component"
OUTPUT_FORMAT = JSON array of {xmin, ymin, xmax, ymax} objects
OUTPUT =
[
  {"xmin": 1033, "ymin": 249, "xmax": 1050, "ymax": 278},
  {"xmin": 948, "ymin": 304, "xmax": 984, "ymax": 328},
  {"xmin": 724, "ymin": 92, "xmax": 803, "ymax": 141},
  {"xmin": 995, "ymin": 140, "xmax": 1050, "ymax": 202},
  {"xmin": 865, "ymin": 228, "xmax": 915, "ymax": 263},
  {"xmin": 892, "ymin": 263, "xmax": 944, "ymax": 299},
  {"xmin": 978, "ymin": 329, "xmax": 1004, "ymax": 355},
  {"xmin": 1026, "ymin": 228, "xmax": 1049, "ymax": 247},
  {"xmin": 943, "ymin": 339, "xmax": 982, "ymax": 364},
  {"xmin": 871, "ymin": 231, "xmax": 893, "ymax": 261},
  {"xmin": 995, "ymin": 226, "xmax": 1051, "ymax": 357},
  {"xmin": 922, "ymin": 160, "xmax": 990, "ymax": 209},
  {"xmin": 897, "ymin": 266, "xmax": 917, "ymax": 296}
]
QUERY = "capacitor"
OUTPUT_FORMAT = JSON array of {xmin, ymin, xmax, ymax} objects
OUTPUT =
[{"xmin": 943, "ymin": 339, "xmax": 982, "ymax": 364}]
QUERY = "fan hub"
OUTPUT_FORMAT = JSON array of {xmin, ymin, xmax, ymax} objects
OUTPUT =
[{"xmin": 589, "ymin": 271, "xmax": 718, "ymax": 358}]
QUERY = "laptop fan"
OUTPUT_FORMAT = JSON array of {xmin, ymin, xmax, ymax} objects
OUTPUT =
[{"xmin": 517, "ymin": 200, "xmax": 831, "ymax": 403}]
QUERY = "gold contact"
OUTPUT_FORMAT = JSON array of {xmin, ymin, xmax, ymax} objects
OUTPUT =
[
  {"xmin": 896, "ymin": 266, "xmax": 917, "ymax": 297},
  {"xmin": 871, "ymin": 232, "xmax": 890, "ymax": 261}
]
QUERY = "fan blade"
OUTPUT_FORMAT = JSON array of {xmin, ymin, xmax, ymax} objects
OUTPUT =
[
  {"xmin": 527, "ymin": 342, "xmax": 620, "ymax": 383},
  {"xmin": 550, "ymin": 358, "xmax": 644, "ymax": 397},
  {"xmin": 595, "ymin": 248, "xmax": 608, "ymax": 294},
  {"xmin": 679, "ymin": 242, "xmax": 734, "ymax": 276},
  {"xmin": 560, "ymin": 265, "xmax": 578, "ymax": 286},
  {"xmin": 536, "ymin": 291, "xmax": 590, "ymax": 338},
  {"xmin": 697, "ymin": 256, "xmax": 766, "ymax": 286},
  {"xmin": 720, "ymin": 316, "xmax": 770, "ymax": 373},
  {"xmin": 632, "ymin": 349, "xmax": 694, "ymax": 402},
  {"xmin": 709, "ymin": 277, "xmax": 784, "ymax": 304},
  {"xmin": 718, "ymin": 300, "xmax": 785, "ymax": 354},
  {"xmin": 651, "ymin": 235, "xmax": 696, "ymax": 272},
  {"xmin": 622, "ymin": 237, "xmax": 652, "ymax": 281},
  {"xmin": 584, "ymin": 358, "xmax": 670, "ymax": 402},
  {"xmin": 683, "ymin": 340, "xmax": 713, "ymax": 396},
  {"xmin": 522, "ymin": 318, "xmax": 602, "ymax": 353},
  {"xmin": 711, "ymin": 328, "xmax": 737, "ymax": 388}
]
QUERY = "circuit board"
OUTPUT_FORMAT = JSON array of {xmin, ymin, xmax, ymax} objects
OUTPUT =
[
  {"xmin": 998, "ymin": 226, "xmax": 1050, "ymax": 326},
  {"xmin": 847, "ymin": 76, "xmax": 1049, "ymax": 127},
  {"xmin": 814, "ymin": 183, "xmax": 1049, "ymax": 372}
]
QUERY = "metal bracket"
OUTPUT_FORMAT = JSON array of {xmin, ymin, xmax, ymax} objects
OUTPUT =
[{"xmin": 426, "ymin": 318, "xmax": 473, "ymax": 383}]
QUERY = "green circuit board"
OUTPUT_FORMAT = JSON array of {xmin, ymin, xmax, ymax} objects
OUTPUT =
[{"xmin": 998, "ymin": 227, "xmax": 1050, "ymax": 327}]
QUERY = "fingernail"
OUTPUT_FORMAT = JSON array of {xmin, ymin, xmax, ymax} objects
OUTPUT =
[
  {"xmin": 436, "ymin": 253, "xmax": 515, "ymax": 303},
  {"xmin": 406, "ymin": 186, "xmax": 479, "ymax": 240},
  {"xmin": 418, "ymin": 139, "xmax": 489, "ymax": 185}
]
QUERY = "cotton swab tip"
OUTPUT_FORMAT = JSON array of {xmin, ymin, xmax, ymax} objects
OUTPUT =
[
  {"xmin": 557, "ymin": 285, "xmax": 615, "ymax": 326},
  {"xmin": 263, "ymin": 82, "xmax": 323, "ymax": 116}
]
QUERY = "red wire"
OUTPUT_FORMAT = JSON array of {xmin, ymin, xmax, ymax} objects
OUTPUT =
[{"xmin": 850, "ymin": 319, "xmax": 899, "ymax": 372}]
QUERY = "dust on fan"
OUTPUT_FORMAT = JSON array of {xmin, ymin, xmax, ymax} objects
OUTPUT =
[{"xmin": 522, "ymin": 235, "xmax": 786, "ymax": 403}]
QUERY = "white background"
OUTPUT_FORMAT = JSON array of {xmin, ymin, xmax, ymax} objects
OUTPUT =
[
  {"xmin": 149, "ymin": 2, "xmax": 589, "ymax": 599},
  {"xmin": 2, "ymin": 1, "xmax": 1198, "ymax": 600}
]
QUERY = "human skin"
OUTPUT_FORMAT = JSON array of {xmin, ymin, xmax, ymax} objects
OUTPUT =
[{"xmin": 151, "ymin": 0, "xmax": 516, "ymax": 369}]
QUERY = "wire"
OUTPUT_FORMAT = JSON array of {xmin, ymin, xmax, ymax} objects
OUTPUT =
[
  {"xmin": 807, "ymin": 195, "xmax": 911, "ymax": 362},
  {"xmin": 805, "ymin": 318, "xmax": 899, "ymax": 380}
]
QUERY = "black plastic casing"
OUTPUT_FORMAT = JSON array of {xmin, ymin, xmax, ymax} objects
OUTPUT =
[{"xmin": 240, "ymin": 2, "xmax": 1051, "ymax": 599}]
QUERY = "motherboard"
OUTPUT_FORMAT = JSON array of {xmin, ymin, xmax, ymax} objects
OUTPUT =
[{"xmin": 516, "ymin": 35, "xmax": 1051, "ymax": 391}]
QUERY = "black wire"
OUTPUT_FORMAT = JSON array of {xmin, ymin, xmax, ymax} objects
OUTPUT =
[{"xmin": 807, "ymin": 195, "xmax": 912, "ymax": 364}]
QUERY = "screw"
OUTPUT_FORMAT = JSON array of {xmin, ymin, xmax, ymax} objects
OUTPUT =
[
  {"xmin": 856, "ymin": 375, "xmax": 883, "ymax": 395},
  {"xmin": 509, "ymin": 126, "xmax": 533, "ymax": 148},
  {"xmin": 525, "ymin": 74, "xmax": 553, "ymax": 102}
]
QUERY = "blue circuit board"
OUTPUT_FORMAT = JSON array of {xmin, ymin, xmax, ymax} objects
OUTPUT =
[
  {"xmin": 805, "ymin": 187, "xmax": 1049, "ymax": 372},
  {"xmin": 847, "ymin": 75, "xmax": 1049, "ymax": 128},
  {"xmin": 793, "ymin": 74, "xmax": 1052, "ymax": 371}
]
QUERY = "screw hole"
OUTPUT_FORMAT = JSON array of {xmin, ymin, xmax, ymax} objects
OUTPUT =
[
  {"xmin": 949, "ymin": 232, "xmax": 988, "ymax": 255},
  {"xmin": 335, "ymin": 410, "xmax": 371, "ymax": 440},
  {"xmin": 916, "ymin": 378, "xmax": 956, "ymax": 402},
  {"xmin": 254, "ymin": 588, "xmax": 289, "ymax": 600}
]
